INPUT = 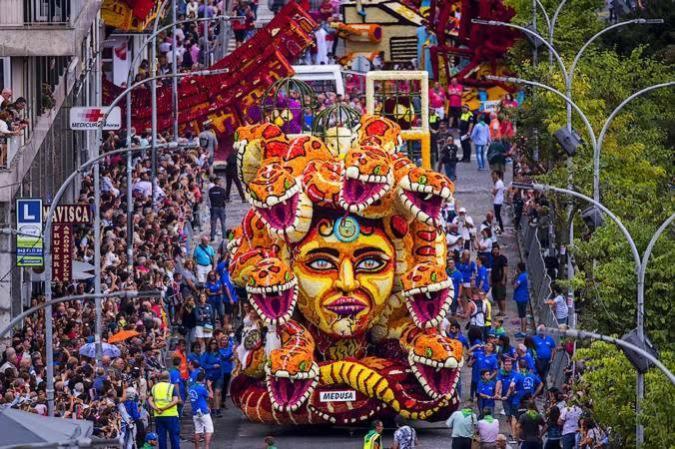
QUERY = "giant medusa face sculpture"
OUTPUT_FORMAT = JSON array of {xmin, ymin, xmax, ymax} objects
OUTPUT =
[
  {"xmin": 229, "ymin": 115, "xmax": 463, "ymax": 425},
  {"xmin": 294, "ymin": 213, "xmax": 396, "ymax": 337}
]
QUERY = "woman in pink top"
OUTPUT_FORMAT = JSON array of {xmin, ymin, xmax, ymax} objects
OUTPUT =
[
  {"xmin": 447, "ymin": 78, "xmax": 464, "ymax": 127},
  {"xmin": 429, "ymin": 81, "xmax": 447, "ymax": 120},
  {"xmin": 489, "ymin": 112, "xmax": 502, "ymax": 141}
]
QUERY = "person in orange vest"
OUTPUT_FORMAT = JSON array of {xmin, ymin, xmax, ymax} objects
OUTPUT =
[{"xmin": 172, "ymin": 338, "xmax": 189, "ymax": 381}]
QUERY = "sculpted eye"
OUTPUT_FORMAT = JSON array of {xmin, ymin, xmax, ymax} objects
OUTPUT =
[
  {"xmin": 308, "ymin": 258, "xmax": 336, "ymax": 271},
  {"xmin": 355, "ymin": 257, "xmax": 386, "ymax": 272}
]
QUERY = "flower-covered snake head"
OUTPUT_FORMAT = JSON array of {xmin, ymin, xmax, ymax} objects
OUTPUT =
[
  {"xmin": 358, "ymin": 114, "xmax": 403, "ymax": 152},
  {"xmin": 248, "ymin": 162, "xmax": 308, "ymax": 236},
  {"xmin": 397, "ymin": 167, "xmax": 454, "ymax": 225},
  {"xmin": 401, "ymin": 261, "xmax": 453, "ymax": 329},
  {"xmin": 339, "ymin": 145, "xmax": 393, "ymax": 214},
  {"xmin": 245, "ymin": 257, "xmax": 298, "ymax": 326},
  {"xmin": 409, "ymin": 329, "xmax": 464, "ymax": 399},
  {"xmin": 265, "ymin": 323, "xmax": 319, "ymax": 412}
]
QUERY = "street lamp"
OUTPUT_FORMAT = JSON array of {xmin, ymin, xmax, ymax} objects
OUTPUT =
[
  {"xmin": 518, "ymin": 181, "xmax": 675, "ymax": 447},
  {"xmin": 544, "ymin": 327, "xmax": 675, "ymax": 386}
]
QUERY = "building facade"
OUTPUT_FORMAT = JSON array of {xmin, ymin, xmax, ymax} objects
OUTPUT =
[{"xmin": 0, "ymin": 0, "xmax": 103, "ymax": 334}]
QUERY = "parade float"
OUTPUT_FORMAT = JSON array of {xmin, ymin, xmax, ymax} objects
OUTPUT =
[
  {"xmin": 228, "ymin": 111, "xmax": 464, "ymax": 425},
  {"xmin": 336, "ymin": 0, "xmax": 518, "ymax": 107}
]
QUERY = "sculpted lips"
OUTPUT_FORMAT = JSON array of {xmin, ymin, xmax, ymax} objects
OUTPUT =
[{"xmin": 324, "ymin": 296, "xmax": 367, "ymax": 316}]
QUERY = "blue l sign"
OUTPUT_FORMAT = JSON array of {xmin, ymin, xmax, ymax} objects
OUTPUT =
[
  {"xmin": 17, "ymin": 200, "xmax": 42, "ymax": 224},
  {"xmin": 16, "ymin": 198, "xmax": 43, "ymax": 267}
]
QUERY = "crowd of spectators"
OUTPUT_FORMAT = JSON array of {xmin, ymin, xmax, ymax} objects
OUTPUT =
[
  {"xmin": 0, "ymin": 126, "xmax": 224, "ymax": 442},
  {"xmin": 0, "ymin": 88, "xmax": 28, "ymax": 167}
]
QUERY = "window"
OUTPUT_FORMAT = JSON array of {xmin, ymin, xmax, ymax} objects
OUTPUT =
[{"xmin": 0, "ymin": 57, "xmax": 10, "ymax": 90}]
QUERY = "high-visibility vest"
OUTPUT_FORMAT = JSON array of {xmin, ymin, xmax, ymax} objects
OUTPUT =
[
  {"xmin": 363, "ymin": 430, "xmax": 381, "ymax": 449},
  {"xmin": 460, "ymin": 111, "xmax": 473, "ymax": 122},
  {"xmin": 484, "ymin": 298, "xmax": 492, "ymax": 327},
  {"xmin": 151, "ymin": 382, "xmax": 178, "ymax": 417}
]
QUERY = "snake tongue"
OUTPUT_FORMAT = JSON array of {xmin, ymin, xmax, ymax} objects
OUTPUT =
[
  {"xmin": 342, "ymin": 178, "xmax": 386, "ymax": 207},
  {"xmin": 410, "ymin": 288, "xmax": 450, "ymax": 325},
  {"xmin": 404, "ymin": 190, "xmax": 444, "ymax": 221},
  {"xmin": 255, "ymin": 192, "xmax": 299, "ymax": 231},
  {"xmin": 267, "ymin": 375, "xmax": 315, "ymax": 412},
  {"xmin": 414, "ymin": 362, "xmax": 459, "ymax": 398}
]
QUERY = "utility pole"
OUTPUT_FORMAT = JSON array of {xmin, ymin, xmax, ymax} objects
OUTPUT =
[
  {"xmin": 172, "ymin": 0, "xmax": 179, "ymax": 139},
  {"xmin": 93, "ymin": 11, "xmax": 103, "ymax": 366}
]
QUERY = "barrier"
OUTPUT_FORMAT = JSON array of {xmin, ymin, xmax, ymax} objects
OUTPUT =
[{"xmin": 518, "ymin": 214, "xmax": 571, "ymax": 389}]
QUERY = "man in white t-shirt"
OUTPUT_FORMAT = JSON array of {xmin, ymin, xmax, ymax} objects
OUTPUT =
[
  {"xmin": 452, "ymin": 207, "xmax": 475, "ymax": 250},
  {"xmin": 491, "ymin": 171, "xmax": 505, "ymax": 232},
  {"xmin": 546, "ymin": 284, "xmax": 570, "ymax": 326},
  {"xmin": 559, "ymin": 403, "xmax": 583, "ymax": 449}
]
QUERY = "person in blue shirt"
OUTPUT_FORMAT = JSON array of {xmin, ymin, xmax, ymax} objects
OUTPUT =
[
  {"xmin": 445, "ymin": 258, "xmax": 464, "ymax": 316},
  {"xmin": 467, "ymin": 339, "xmax": 485, "ymax": 402},
  {"xmin": 531, "ymin": 324, "xmax": 557, "ymax": 383},
  {"xmin": 169, "ymin": 356, "xmax": 187, "ymax": 416},
  {"xmin": 445, "ymin": 320, "xmax": 470, "ymax": 349},
  {"xmin": 495, "ymin": 358, "xmax": 516, "ymax": 420},
  {"xmin": 218, "ymin": 329, "xmax": 235, "ymax": 409},
  {"xmin": 508, "ymin": 359, "xmax": 543, "ymax": 411},
  {"xmin": 470, "ymin": 114, "xmax": 491, "ymax": 171},
  {"xmin": 122, "ymin": 386, "xmax": 144, "ymax": 447},
  {"xmin": 498, "ymin": 334, "xmax": 517, "ymax": 363},
  {"xmin": 193, "ymin": 236, "xmax": 216, "ymax": 284},
  {"xmin": 516, "ymin": 343, "xmax": 537, "ymax": 373},
  {"xmin": 188, "ymin": 370, "xmax": 214, "ymax": 449},
  {"xmin": 201, "ymin": 339, "xmax": 225, "ymax": 417},
  {"xmin": 188, "ymin": 342, "xmax": 203, "ymax": 366},
  {"xmin": 205, "ymin": 271, "xmax": 224, "ymax": 326},
  {"xmin": 457, "ymin": 250, "xmax": 477, "ymax": 290},
  {"xmin": 475, "ymin": 256, "xmax": 490, "ymax": 295},
  {"xmin": 512, "ymin": 262, "xmax": 529, "ymax": 338},
  {"xmin": 477, "ymin": 369, "xmax": 497, "ymax": 417},
  {"xmin": 477, "ymin": 341, "xmax": 499, "ymax": 380},
  {"xmin": 215, "ymin": 255, "xmax": 237, "ymax": 324},
  {"xmin": 188, "ymin": 360, "xmax": 203, "ymax": 386}
]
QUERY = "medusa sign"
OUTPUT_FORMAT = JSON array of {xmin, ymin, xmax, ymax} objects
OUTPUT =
[{"xmin": 229, "ymin": 115, "xmax": 463, "ymax": 425}]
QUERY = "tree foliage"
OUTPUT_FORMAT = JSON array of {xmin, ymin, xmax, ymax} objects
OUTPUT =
[
  {"xmin": 574, "ymin": 342, "xmax": 675, "ymax": 449},
  {"xmin": 500, "ymin": 1, "xmax": 675, "ymax": 446}
]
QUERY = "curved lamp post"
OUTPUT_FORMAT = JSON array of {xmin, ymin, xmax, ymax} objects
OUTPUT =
[
  {"xmin": 544, "ymin": 327, "xmax": 675, "ymax": 386},
  {"xmin": 523, "ymin": 182, "xmax": 675, "ymax": 447}
]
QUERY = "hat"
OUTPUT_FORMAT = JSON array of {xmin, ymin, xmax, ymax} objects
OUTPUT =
[
  {"xmin": 487, "ymin": 329, "xmax": 496, "ymax": 337},
  {"xmin": 146, "ymin": 433, "xmax": 158, "ymax": 442},
  {"xmin": 458, "ymin": 207, "xmax": 466, "ymax": 214}
]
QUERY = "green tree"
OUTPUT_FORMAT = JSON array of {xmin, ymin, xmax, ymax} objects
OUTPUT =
[
  {"xmin": 504, "ymin": 0, "xmax": 675, "ymax": 347},
  {"xmin": 499, "ymin": 1, "xmax": 675, "ymax": 446},
  {"xmin": 574, "ymin": 342, "xmax": 675, "ymax": 449}
]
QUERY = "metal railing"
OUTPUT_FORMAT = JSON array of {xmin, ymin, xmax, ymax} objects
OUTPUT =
[{"xmin": 519, "ymin": 214, "xmax": 571, "ymax": 388}]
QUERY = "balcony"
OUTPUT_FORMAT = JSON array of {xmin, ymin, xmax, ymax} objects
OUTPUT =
[{"xmin": 0, "ymin": 0, "xmax": 101, "ymax": 57}]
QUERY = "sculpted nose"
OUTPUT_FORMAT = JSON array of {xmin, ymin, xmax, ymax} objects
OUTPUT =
[{"xmin": 334, "ymin": 259, "xmax": 360, "ymax": 292}]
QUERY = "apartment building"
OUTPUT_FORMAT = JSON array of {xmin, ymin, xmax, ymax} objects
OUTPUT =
[{"xmin": 0, "ymin": 0, "xmax": 103, "ymax": 332}]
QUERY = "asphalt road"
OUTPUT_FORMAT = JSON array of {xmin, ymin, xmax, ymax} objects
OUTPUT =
[{"xmin": 184, "ymin": 160, "xmax": 521, "ymax": 448}]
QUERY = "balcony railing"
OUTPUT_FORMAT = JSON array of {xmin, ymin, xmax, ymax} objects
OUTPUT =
[{"xmin": 0, "ymin": 0, "xmax": 83, "ymax": 26}]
